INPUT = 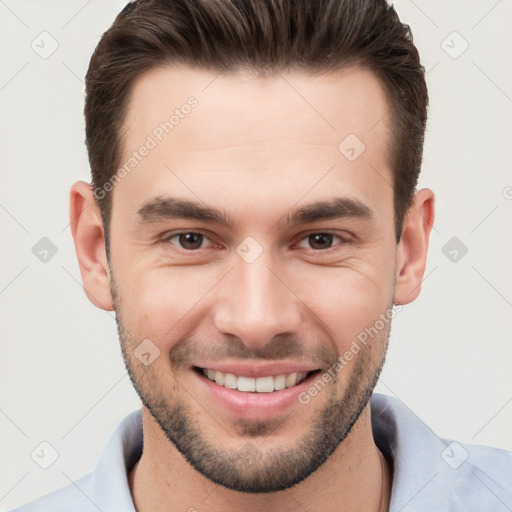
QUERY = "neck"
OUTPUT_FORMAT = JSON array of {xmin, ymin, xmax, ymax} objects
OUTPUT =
[{"xmin": 129, "ymin": 403, "xmax": 391, "ymax": 512}]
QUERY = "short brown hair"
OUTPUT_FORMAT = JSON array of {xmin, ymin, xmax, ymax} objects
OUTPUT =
[{"xmin": 85, "ymin": 0, "xmax": 428, "ymax": 252}]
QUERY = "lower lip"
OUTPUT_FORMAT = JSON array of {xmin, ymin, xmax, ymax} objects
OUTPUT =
[{"xmin": 192, "ymin": 369, "xmax": 321, "ymax": 420}]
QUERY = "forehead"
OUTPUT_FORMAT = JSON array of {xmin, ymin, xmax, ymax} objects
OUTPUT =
[
  {"xmin": 124, "ymin": 64, "xmax": 391, "ymax": 147},
  {"xmin": 116, "ymin": 64, "xmax": 393, "ymax": 220}
]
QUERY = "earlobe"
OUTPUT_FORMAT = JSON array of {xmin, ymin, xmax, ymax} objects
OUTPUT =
[
  {"xmin": 393, "ymin": 189, "xmax": 435, "ymax": 305},
  {"xmin": 69, "ymin": 181, "xmax": 114, "ymax": 311}
]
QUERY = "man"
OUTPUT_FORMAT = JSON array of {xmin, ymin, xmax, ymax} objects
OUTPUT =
[{"xmin": 12, "ymin": 0, "xmax": 512, "ymax": 510}]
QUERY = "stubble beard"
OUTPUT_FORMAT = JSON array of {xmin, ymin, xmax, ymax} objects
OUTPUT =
[{"xmin": 111, "ymin": 277, "xmax": 390, "ymax": 493}]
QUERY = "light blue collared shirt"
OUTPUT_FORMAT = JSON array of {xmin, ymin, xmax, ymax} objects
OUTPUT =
[{"xmin": 10, "ymin": 393, "xmax": 512, "ymax": 511}]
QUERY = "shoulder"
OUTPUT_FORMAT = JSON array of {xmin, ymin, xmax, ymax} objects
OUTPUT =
[
  {"xmin": 8, "ymin": 473, "xmax": 96, "ymax": 512},
  {"xmin": 371, "ymin": 393, "xmax": 512, "ymax": 511},
  {"xmin": 9, "ymin": 409, "xmax": 142, "ymax": 512},
  {"xmin": 451, "ymin": 438, "xmax": 512, "ymax": 492},
  {"xmin": 434, "ymin": 439, "xmax": 512, "ymax": 511}
]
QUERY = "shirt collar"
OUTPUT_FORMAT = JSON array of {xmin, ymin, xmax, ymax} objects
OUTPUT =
[{"xmin": 89, "ymin": 393, "xmax": 512, "ymax": 511}]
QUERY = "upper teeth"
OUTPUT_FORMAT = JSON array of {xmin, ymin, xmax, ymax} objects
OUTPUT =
[{"xmin": 202, "ymin": 368, "xmax": 309, "ymax": 393}]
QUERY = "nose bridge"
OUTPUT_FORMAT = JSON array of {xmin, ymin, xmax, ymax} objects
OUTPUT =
[{"xmin": 213, "ymin": 253, "xmax": 301, "ymax": 347}]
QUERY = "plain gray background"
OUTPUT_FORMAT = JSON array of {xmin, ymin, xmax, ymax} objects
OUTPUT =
[{"xmin": 1, "ymin": 0, "xmax": 511, "ymax": 508}]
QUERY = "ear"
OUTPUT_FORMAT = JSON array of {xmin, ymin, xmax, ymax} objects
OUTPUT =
[
  {"xmin": 69, "ymin": 181, "xmax": 114, "ymax": 311},
  {"xmin": 393, "ymin": 188, "xmax": 435, "ymax": 305}
]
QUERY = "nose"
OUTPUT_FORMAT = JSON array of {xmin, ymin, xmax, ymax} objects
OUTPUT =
[{"xmin": 213, "ymin": 256, "xmax": 303, "ymax": 349}]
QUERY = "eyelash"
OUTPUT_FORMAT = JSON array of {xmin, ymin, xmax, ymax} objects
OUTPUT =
[
  {"xmin": 161, "ymin": 230, "xmax": 350, "ymax": 252},
  {"xmin": 164, "ymin": 231, "xmax": 218, "ymax": 251}
]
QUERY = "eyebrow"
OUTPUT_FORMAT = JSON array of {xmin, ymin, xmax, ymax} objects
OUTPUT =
[
  {"xmin": 284, "ymin": 197, "xmax": 373, "ymax": 225},
  {"xmin": 137, "ymin": 197, "xmax": 232, "ymax": 225},
  {"xmin": 136, "ymin": 196, "xmax": 373, "ymax": 226}
]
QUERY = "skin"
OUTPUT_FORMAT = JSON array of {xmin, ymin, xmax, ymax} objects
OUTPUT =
[{"xmin": 70, "ymin": 65, "xmax": 434, "ymax": 512}]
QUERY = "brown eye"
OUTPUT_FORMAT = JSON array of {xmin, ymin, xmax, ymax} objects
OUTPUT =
[
  {"xmin": 179, "ymin": 232, "xmax": 204, "ymax": 249},
  {"xmin": 168, "ymin": 232, "xmax": 206, "ymax": 250},
  {"xmin": 307, "ymin": 233, "xmax": 334, "ymax": 250}
]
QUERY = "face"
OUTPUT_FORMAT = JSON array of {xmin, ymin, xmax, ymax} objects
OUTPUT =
[{"xmin": 108, "ymin": 65, "xmax": 398, "ymax": 492}]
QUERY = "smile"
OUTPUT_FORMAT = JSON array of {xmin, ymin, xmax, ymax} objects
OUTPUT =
[{"xmin": 199, "ymin": 367, "xmax": 312, "ymax": 393}]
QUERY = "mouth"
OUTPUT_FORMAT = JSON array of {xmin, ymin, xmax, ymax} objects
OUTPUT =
[
  {"xmin": 194, "ymin": 366, "xmax": 321, "ymax": 393},
  {"xmin": 191, "ymin": 364, "xmax": 324, "ymax": 421}
]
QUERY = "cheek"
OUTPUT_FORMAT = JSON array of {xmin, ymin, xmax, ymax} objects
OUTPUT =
[
  {"xmin": 294, "ymin": 262, "xmax": 394, "ymax": 351},
  {"xmin": 115, "ymin": 265, "xmax": 220, "ymax": 349}
]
